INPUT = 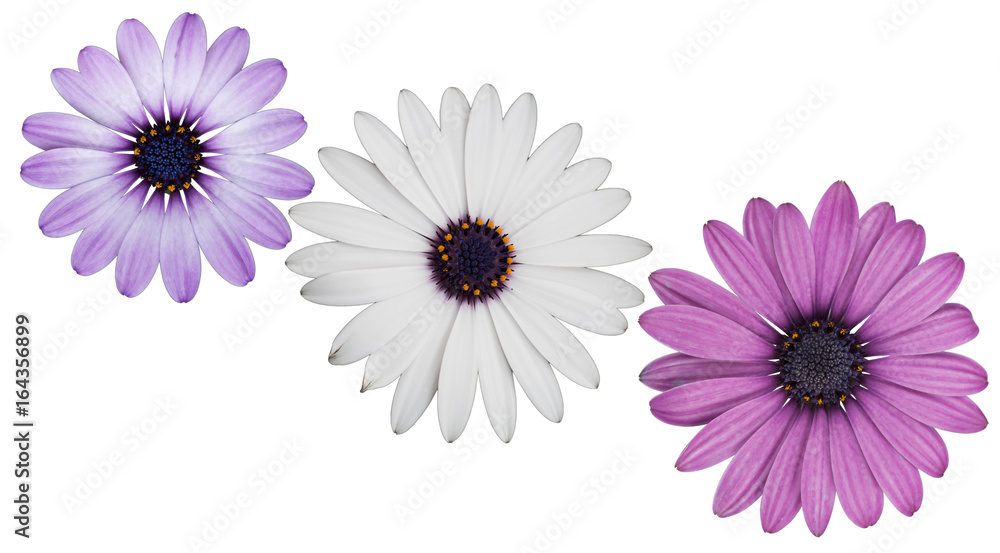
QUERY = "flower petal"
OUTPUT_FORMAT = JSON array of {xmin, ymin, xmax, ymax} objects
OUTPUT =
[
  {"xmin": 301, "ymin": 266, "xmax": 429, "ymax": 306},
  {"xmin": 70, "ymin": 185, "xmax": 146, "ymax": 275},
  {"xmin": 857, "ymin": 253, "xmax": 964, "ymax": 342},
  {"xmin": 760, "ymin": 408, "xmax": 813, "ymax": 533},
  {"xmin": 515, "ymin": 235, "xmax": 651, "ymax": 267},
  {"xmin": 115, "ymin": 191, "xmax": 164, "ymax": 297},
  {"xmin": 201, "ymin": 154, "xmax": 313, "ymax": 200},
  {"xmin": 363, "ymin": 297, "xmax": 456, "ymax": 391},
  {"xmin": 21, "ymin": 148, "xmax": 133, "ymax": 189},
  {"xmin": 162, "ymin": 13, "xmax": 207, "ymax": 121},
  {"xmin": 510, "ymin": 189, "xmax": 630, "ymax": 250},
  {"xmin": 116, "ymin": 18, "xmax": 165, "ymax": 123},
  {"xmin": 864, "ymin": 303, "xmax": 978, "ymax": 356},
  {"xmin": 503, "ymin": 158, "xmax": 612, "ymax": 236},
  {"xmin": 186, "ymin": 188, "xmax": 254, "ymax": 286},
  {"xmin": 201, "ymin": 109, "xmax": 306, "ymax": 155},
  {"xmin": 829, "ymin": 406, "xmax": 883, "ymax": 528},
  {"xmin": 846, "ymin": 400, "xmax": 923, "ymax": 516},
  {"xmin": 197, "ymin": 173, "xmax": 291, "ymax": 249},
  {"xmin": 464, "ymin": 84, "xmax": 503, "ymax": 218},
  {"xmin": 160, "ymin": 195, "xmax": 201, "ymax": 303},
  {"xmin": 713, "ymin": 404, "xmax": 798, "ymax": 517},
  {"xmin": 853, "ymin": 388, "xmax": 948, "ymax": 477},
  {"xmin": 866, "ymin": 352, "xmax": 987, "ymax": 396},
  {"xmin": 863, "ymin": 375, "xmax": 987, "ymax": 433},
  {"xmin": 511, "ymin": 275, "xmax": 627, "ymax": 336},
  {"xmin": 23, "ymin": 112, "xmax": 134, "ymax": 152},
  {"xmin": 495, "ymin": 123, "xmax": 582, "ymax": 225},
  {"xmin": 640, "ymin": 353, "xmax": 777, "ymax": 392},
  {"xmin": 743, "ymin": 198, "xmax": 799, "ymax": 322},
  {"xmin": 705, "ymin": 220, "xmax": 791, "ymax": 329},
  {"xmin": 517, "ymin": 264, "xmax": 643, "ymax": 308},
  {"xmin": 842, "ymin": 220, "xmax": 925, "ymax": 328},
  {"xmin": 285, "ymin": 242, "xmax": 425, "ymax": 278},
  {"xmin": 288, "ymin": 202, "xmax": 428, "ymax": 251},
  {"xmin": 810, "ymin": 181, "xmax": 860, "ymax": 315},
  {"xmin": 830, "ymin": 202, "xmax": 896, "ymax": 320},
  {"xmin": 639, "ymin": 305, "xmax": 777, "ymax": 361},
  {"xmin": 773, "ymin": 203, "xmax": 816, "ymax": 319},
  {"xmin": 437, "ymin": 304, "xmax": 479, "ymax": 442},
  {"xmin": 675, "ymin": 391, "xmax": 786, "ymax": 471},
  {"xmin": 801, "ymin": 406, "xmax": 836, "ymax": 536},
  {"xmin": 650, "ymin": 377, "xmax": 779, "ymax": 426},
  {"xmin": 478, "ymin": 304, "xmax": 517, "ymax": 442},
  {"xmin": 38, "ymin": 170, "xmax": 138, "ymax": 237},
  {"xmin": 196, "ymin": 59, "xmax": 287, "ymax": 132},
  {"xmin": 77, "ymin": 46, "xmax": 147, "ymax": 129},
  {"xmin": 481, "ymin": 92, "xmax": 536, "ymax": 219},
  {"xmin": 489, "ymin": 299, "xmax": 563, "ymax": 423},
  {"xmin": 184, "ymin": 27, "xmax": 251, "ymax": 125},
  {"xmin": 390, "ymin": 300, "xmax": 458, "ymax": 434},
  {"xmin": 50, "ymin": 68, "xmax": 134, "ymax": 134}
]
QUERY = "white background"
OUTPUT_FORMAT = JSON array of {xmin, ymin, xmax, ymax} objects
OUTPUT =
[{"xmin": 1, "ymin": 0, "xmax": 997, "ymax": 551}]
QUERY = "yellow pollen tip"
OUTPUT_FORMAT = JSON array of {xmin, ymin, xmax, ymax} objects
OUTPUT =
[
  {"xmin": 496, "ymin": 228, "xmax": 503, "ymax": 234},
  {"xmin": 506, "ymin": 257, "xmax": 513, "ymax": 264},
  {"xmin": 476, "ymin": 218, "xmax": 483, "ymax": 225},
  {"xmin": 473, "ymin": 289, "xmax": 481, "ymax": 296},
  {"xmin": 505, "ymin": 268, "xmax": 512, "ymax": 274},
  {"xmin": 817, "ymin": 398, "xmax": 823, "ymax": 405},
  {"xmin": 839, "ymin": 329, "xmax": 847, "ymax": 336},
  {"xmin": 139, "ymin": 136, "xmax": 147, "ymax": 143},
  {"xmin": 194, "ymin": 154, "xmax": 201, "ymax": 160},
  {"xmin": 133, "ymin": 148, "xmax": 141, "ymax": 155},
  {"xmin": 791, "ymin": 333, "xmax": 799, "ymax": 339},
  {"xmin": 491, "ymin": 280, "xmax": 497, "ymax": 287},
  {"xmin": 462, "ymin": 284, "xmax": 469, "ymax": 291},
  {"xmin": 167, "ymin": 184, "xmax": 176, "ymax": 192},
  {"xmin": 499, "ymin": 275, "xmax": 506, "ymax": 281},
  {"xmin": 441, "ymin": 254, "xmax": 449, "ymax": 261},
  {"xmin": 487, "ymin": 221, "xmax": 494, "ymax": 229},
  {"xmin": 827, "ymin": 322, "xmax": 835, "ymax": 327},
  {"xmin": 150, "ymin": 130, "xmax": 157, "ymax": 136},
  {"xmin": 178, "ymin": 127, "xmax": 185, "ymax": 133},
  {"xmin": 461, "ymin": 223, "xmax": 469, "ymax": 229},
  {"xmin": 839, "ymin": 394, "xmax": 847, "ymax": 402},
  {"xmin": 784, "ymin": 342, "xmax": 791, "ymax": 348},
  {"xmin": 155, "ymin": 182, "xmax": 163, "ymax": 188},
  {"xmin": 165, "ymin": 124, "xmax": 171, "ymax": 131},
  {"xmin": 189, "ymin": 136, "xmax": 197, "ymax": 143},
  {"xmin": 437, "ymin": 245, "xmax": 445, "ymax": 252},
  {"xmin": 803, "ymin": 396, "xmax": 810, "ymax": 401},
  {"xmin": 182, "ymin": 182, "xmax": 190, "ymax": 189},
  {"xmin": 445, "ymin": 234, "xmax": 453, "ymax": 241},
  {"xmin": 811, "ymin": 321, "xmax": 820, "ymax": 328},
  {"xmin": 502, "ymin": 237, "xmax": 509, "ymax": 244},
  {"xmin": 784, "ymin": 385, "xmax": 791, "ymax": 390},
  {"xmin": 507, "ymin": 245, "xmax": 514, "ymax": 251}
]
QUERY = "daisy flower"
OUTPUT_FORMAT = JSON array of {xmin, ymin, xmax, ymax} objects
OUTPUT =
[
  {"xmin": 287, "ymin": 85, "xmax": 650, "ymax": 442},
  {"xmin": 20, "ymin": 13, "xmax": 313, "ymax": 302},
  {"xmin": 639, "ymin": 181, "xmax": 987, "ymax": 535}
]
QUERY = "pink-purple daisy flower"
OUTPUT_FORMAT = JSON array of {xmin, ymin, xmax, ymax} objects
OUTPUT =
[
  {"xmin": 20, "ymin": 13, "xmax": 313, "ymax": 302},
  {"xmin": 639, "ymin": 181, "xmax": 988, "ymax": 535}
]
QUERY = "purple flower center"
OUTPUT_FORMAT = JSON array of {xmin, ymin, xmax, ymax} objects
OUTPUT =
[
  {"xmin": 429, "ymin": 216, "xmax": 514, "ymax": 303},
  {"xmin": 778, "ymin": 319, "xmax": 865, "ymax": 406},
  {"xmin": 133, "ymin": 123, "xmax": 202, "ymax": 193}
]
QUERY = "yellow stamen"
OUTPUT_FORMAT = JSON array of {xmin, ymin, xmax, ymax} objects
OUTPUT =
[
  {"xmin": 505, "ymin": 268, "xmax": 512, "ymax": 274},
  {"xmin": 461, "ymin": 223, "xmax": 469, "ymax": 229},
  {"xmin": 473, "ymin": 289, "xmax": 480, "ymax": 296},
  {"xmin": 784, "ymin": 385, "xmax": 792, "ymax": 390},
  {"xmin": 178, "ymin": 127, "xmax": 185, "ymax": 133},
  {"xmin": 437, "ymin": 245, "xmax": 445, "ymax": 252},
  {"xmin": 155, "ymin": 182, "xmax": 163, "ymax": 188},
  {"xmin": 182, "ymin": 182, "xmax": 190, "ymax": 189},
  {"xmin": 496, "ymin": 227, "xmax": 503, "ymax": 234},
  {"xmin": 194, "ymin": 154, "xmax": 201, "ymax": 160},
  {"xmin": 784, "ymin": 342, "xmax": 791, "ymax": 348},
  {"xmin": 167, "ymin": 184, "xmax": 176, "ymax": 192},
  {"xmin": 499, "ymin": 275, "xmax": 506, "ymax": 281},
  {"xmin": 811, "ymin": 321, "xmax": 820, "ymax": 328},
  {"xmin": 487, "ymin": 221, "xmax": 495, "ymax": 229},
  {"xmin": 817, "ymin": 398, "xmax": 823, "ymax": 405},
  {"xmin": 189, "ymin": 136, "xmax": 197, "ymax": 143},
  {"xmin": 839, "ymin": 394, "xmax": 847, "ymax": 402},
  {"xmin": 502, "ymin": 237, "xmax": 509, "ymax": 244},
  {"xmin": 133, "ymin": 148, "xmax": 141, "ymax": 155},
  {"xmin": 476, "ymin": 218, "xmax": 483, "ymax": 225},
  {"xmin": 803, "ymin": 395, "xmax": 810, "ymax": 401},
  {"xmin": 791, "ymin": 333, "xmax": 799, "ymax": 339},
  {"xmin": 462, "ymin": 284, "xmax": 469, "ymax": 291},
  {"xmin": 445, "ymin": 234, "xmax": 453, "ymax": 241},
  {"xmin": 491, "ymin": 280, "xmax": 498, "ymax": 287},
  {"xmin": 507, "ymin": 245, "xmax": 515, "ymax": 251},
  {"xmin": 139, "ymin": 136, "xmax": 147, "ymax": 143},
  {"xmin": 506, "ymin": 257, "xmax": 513, "ymax": 264},
  {"xmin": 441, "ymin": 254, "xmax": 449, "ymax": 261},
  {"xmin": 150, "ymin": 129, "xmax": 157, "ymax": 136}
]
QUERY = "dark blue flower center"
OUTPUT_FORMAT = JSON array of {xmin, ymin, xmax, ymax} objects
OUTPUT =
[
  {"xmin": 133, "ymin": 123, "xmax": 202, "ymax": 193},
  {"xmin": 778, "ymin": 320, "xmax": 865, "ymax": 406},
  {"xmin": 429, "ymin": 217, "xmax": 514, "ymax": 303}
]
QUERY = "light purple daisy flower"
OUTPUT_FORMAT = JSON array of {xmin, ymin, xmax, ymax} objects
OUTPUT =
[
  {"xmin": 639, "ymin": 181, "xmax": 988, "ymax": 535},
  {"xmin": 20, "ymin": 13, "xmax": 313, "ymax": 302}
]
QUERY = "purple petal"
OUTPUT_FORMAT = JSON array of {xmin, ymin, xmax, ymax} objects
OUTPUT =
[
  {"xmin": 676, "ymin": 391, "xmax": 786, "ymax": 472},
  {"xmin": 801, "ymin": 407, "xmax": 836, "ymax": 536},
  {"xmin": 115, "ymin": 192, "xmax": 165, "ymax": 297},
  {"xmin": 829, "ymin": 406, "xmax": 883, "ymax": 528},
  {"xmin": 712, "ymin": 404, "xmax": 798, "ymax": 517},
  {"xmin": 77, "ymin": 46, "xmax": 146, "ymax": 129},
  {"xmin": 186, "ymin": 188, "xmax": 255, "ymax": 286},
  {"xmin": 639, "ymin": 305, "xmax": 777, "ymax": 361},
  {"xmin": 858, "ymin": 253, "xmax": 964, "ymax": 342},
  {"xmin": 116, "ymin": 18, "xmax": 165, "ymax": 123},
  {"xmin": 23, "ymin": 112, "xmax": 133, "ymax": 152},
  {"xmin": 743, "ymin": 198, "xmax": 799, "ymax": 322},
  {"xmin": 195, "ymin": 59, "xmax": 287, "ymax": 132},
  {"xmin": 866, "ymin": 352, "xmax": 987, "ymax": 396},
  {"xmin": 70, "ymin": 185, "xmax": 146, "ymax": 275},
  {"xmin": 863, "ymin": 375, "xmax": 987, "ymax": 433},
  {"xmin": 162, "ymin": 13, "xmax": 207, "ymax": 122},
  {"xmin": 183, "ymin": 27, "xmax": 251, "ymax": 125},
  {"xmin": 846, "ymin": 400, "xmax": 923, "ymax": 516},
  {"xmin": 705, "ymin": 220, "xmax": 790, "ymax": 328},
  {"xmin": 21, "ymin": 148, "xmax": 133, "ymax": 189},
  {"xmin": 865, "ymin": 303, "xmax": 978, "ymax": 356},
  {"xmin": 649, "ymin": 269, "xmax": 779, "ymax": 341},
  {"xmin": 842, "ymin": 220, "xmax": 925, "ymax": 328},
  {"xmin": 640, "ymin": 353, "xmax": 776, "ymax": 392},
  {"xmin": 810, "ymin": 181, "xmax": 860, "ymax": 315},
  {"xmin": 202, "ymin": 109, "xmax": 306, "ymax": 154},
  {"xmin": 201, "ymin": 154, "xmax": 314, "ymax": 200},
  {"xmin": 197, "ymin": 173, "xmax": 291, "ymax": 249},
  {"xmin": 50, "ymin": 68, "xmax": 134, "ymax": 134},
  {"xmin": 831, "ymin": 202, "xmax": 896, "ymax": 320},
  {"xmin": 160, "ymin": 196, "xmax": 201, "ymax": 302},
  {"xmin": 760, "ymin": 408, "xmax": 813, "ymax": 533},
  {"xmin": 39, "ymin": 170, "xmax": 138, "ymax": 237},
  {"xmin": 773, "ymin": 203, "xmax": 816, "ymax": 319},
  {"xmin": 650, "ymin": 378, "xmax": 779, "ymax": 427},
  {"xmin": 854, "ymin": 388, "xmax": 948, "ymax": 477}
]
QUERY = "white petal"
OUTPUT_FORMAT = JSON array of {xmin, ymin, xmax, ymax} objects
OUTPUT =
[
  {"xmin": 501, "ymin": 292, "xmax": 599, "ymax": 389},
  {"xmin": 516, "ymin": 235, "xmax": 652, "ymax": 267},
  {"xmin": 514, "ymin": 264, "xmax": 643, "ymax": 308},
  {"xmin": 328, "ymin": 281, "xmax": 438, "ymax": 365},
  {"xmin": 489, "ymin": 300, "xmax": 563, "ymax": 423},
  {"xmin": 285, "ymin": 242, "xmax": 426, "ymax": 278},
  {"xmin": 481, "ymin": 93, "xmax": 537, "ymax": 219},
  {"xmin": 503, "ymin": 158, "xmax": 611, "ymax": 235},
  {"xmin": 494, "ymin": 123, "xmax": 582, "ymax": 224},
  {"xmin": 477, "ymin": 304, "xmax": 517, "ymax": 442},
  {"xmin": 510, "ymin": 189, "xmax": 631, "ymax": 250},
  {"xmin": 289, "ymin": 203, "xmax": 428, "ymax": 251},
  {"xmin": 390, "ymin": 302, "xmax": 459, "ymax": 434},
  {"xmin": 437, "ymin": 304, "xmax": 479, "ymax": 442},
  {"xmin": 301, "ymin": 266, "xmax": 430, "ymax": 306},
  {"xmin": 398, "ymin": 88, "xmax": 469, "ymax": 218},
  {"xmin": 354, "ymin": 111, "xmax": 450, "ymax": 227},
  {"xmin": 318, "ymin": 146, "xmax": 436, "ymax": 237},
  {"xmin": 464, "ymin": 84, "xmax": 503, "ymax": 217},
  {"xmin": 509, "ymin": 275, "xmax": 627, "ymax": 336},
  {"xmin": 364, "ymin": 298, "xmax": 457, "ymax": 391}
]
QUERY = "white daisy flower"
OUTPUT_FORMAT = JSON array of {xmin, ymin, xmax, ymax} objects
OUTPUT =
[{"xmin": 287, "ymin": 85, "xmax": 651, "ymax": 442}]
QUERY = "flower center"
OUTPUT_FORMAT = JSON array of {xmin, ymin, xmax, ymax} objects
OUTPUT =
[
  {"xmin": 778, "ymin": 320, "xmax": 865, "ymax": 406},
  {"xmin": 133, "ymin": 123, "xmax": 202, "ymax": 193},
  {"xmin": 429, "ymin": 216, "xmax": 515, "ymax": 302}
]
